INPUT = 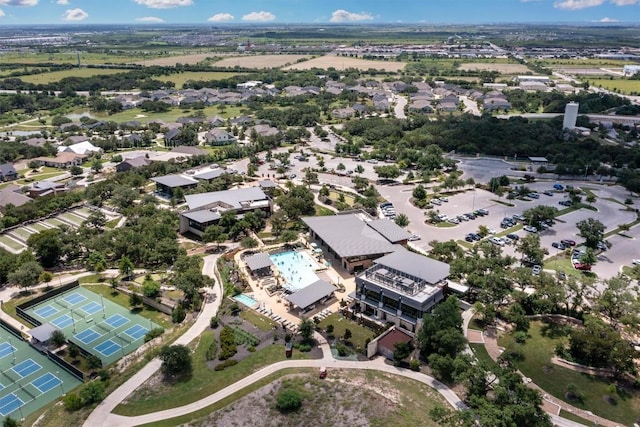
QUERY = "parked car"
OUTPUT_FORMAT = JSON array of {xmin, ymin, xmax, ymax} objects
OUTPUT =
[
  {"xmin": 506, "ymin": 233, "xmax": 520, "ymax": 241},
  {"xmin": 551, "ymin": 242, "xmax": 567, "ymax": 250},
  {"xmin": 543, "ymin": 190, "xmax": 554, "ymax": 196},
  {"xmin": 409, "ymin": 234, "xmax": 421, "ymax": 241},
  {"xmin": 458, "ymin": 214, "xmax": 469, "ymax": 221},
  {"xmin": 289, "ymin": 174, "xmax": 297, "ymax": 179},
  {"xmin": 559, "ymin": 200, "xmax": 572, "ymax": 207},
  {"xmin": 471, "ymin": 233, "xmax": 482, "ymax": 241},
  {"xmin": 512, "ymin": 214, "xmax": 526, "ymax": 222},
  {"xmin": 574, "ymin": 262, "xmax": 592, "ymax": 271},
  {"xmin": 632, "ymin": 259, "xmax": 640, "ymax": 265},
  {"xmin": 560, "ymin": 239, "xmax": 576, "ymax": 246},
  {"xmin": 437, "ymin": 214, "xmax": 448, "ymax": 222},
  {"xmin": 440, "ymin": 197, "xmax": 449, "ymax": 202},
  {"xmin": 465, "ymin": 234, "xmax": 475, "ymax": 242},
  {"xmin": 466, "ymin": 213, "xmax": 477, "ymax": 220},
  {"xmin": 431, "ymin": 199, "xmax": 442, "ymax": 206},
  {"xmin": 489, "ymin": 237, "xmax": 505, "ymax": 246},
  {"xmin": 319, "ymin": 367, "xmax": 327, "ymax": 379},
  {"xmin": 597, "ymin": 241, "xmax": 608, "ymax": 251},
  {"xmin": 523, "ymin": 225, "xmax": 538, "ymax": 233},
  {"xmin": 553, "ymin": 183, "xmax": 564, "ymax": 190},
  {"xmin": 477, "ymin": 208, "xmax": 489, "ymax": 216},
  {"xmin": 527, "ymin": 192, "xmax": 540, "ymax": 199},
  {"xmin": 367, "ymin": 159, "xmax": 378, "ymax": 164},
  {"xmin": 448, "ymin": 218, "xmax": 460, "ymax": 225},
  {"xmin": 532, "ymin": 265, "xmax": 542, "ymax": 275}
]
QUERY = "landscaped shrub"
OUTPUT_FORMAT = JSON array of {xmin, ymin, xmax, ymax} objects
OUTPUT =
[
  {"xmin": 336, "ymin": 343, "xmax": 350, "ymax": 357},
  {"xmin": 276, "ymin": 387, "xmax": 303, "ymax": 413},
  {"xmin": 79, "ymin": 380, "xmax": 106, "ymax": 405},
  {"xmin": 209, "ymin": 316, "xmax": 219, "ymax": 329},
  {"xmin": 214, "ymin": 359, "xmax": 238, "ymax": 371},
  {"xmin": 63, "ymin": 393, "xmax": 83, "ymax": 411},
  {"xmin": 144, "ymin": 327, "xmax": 164, "ymax": 342},
  {"xmin": 172, "ymin": 303, "xmax": 186, "ymax": 323},
  {"xmin": 219, "ymin": 326, "xmax": 237, "ymax": 360},
  {"xmin": 513, "ymin": 331, "xmax": 528, "ymax": 343},
  {"xmin": 410, "ymin": 359, "xmax": 421, "ymax": 371},
  {"xmin": 206, "ymin": 337, "xmax": 218, "ymax": 361},
  {"xmin": 297, "ymin": 343, "xmax": 311, "ymax": 352}
]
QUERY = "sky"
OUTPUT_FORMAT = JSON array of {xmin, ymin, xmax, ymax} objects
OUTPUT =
[{"xmin": 0, "ymin": 0, "xmax": 638, "ymax": 25}]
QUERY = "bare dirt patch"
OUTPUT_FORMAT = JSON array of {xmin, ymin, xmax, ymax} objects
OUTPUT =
[
  {"xmin": 213, "ymin": 54, "xmax": 310, "ymax": 69},
  {"xmin": 458, "ymin": 62, "xmax": 530, "ymax": 73},
  {"xmin": 284, "ymin": 55, "xmax": 406, "ymax": 72},
  {"xmin": 137, "ymin": 53, "xmax": 224, "ymax": 66}
]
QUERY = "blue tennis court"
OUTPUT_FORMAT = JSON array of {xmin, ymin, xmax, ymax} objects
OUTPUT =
[
  {"xmin": 51, "ymin": 314, "xmax": 73, "ymax": 329},
  {"xmin": 0, "ymin": 342, "xmax": 16, "ymax": 359},
  {"xmin": 12, "ymin": 359, "xmax": 41, "ymax": 378},
  {"xmin": 33, "ymin": 305, "xmax": 58, "ymax": 319},
  {"xmin": 105, "ymin": 314, "xmax": 129, "ymax": 328},
  {"xmin": 124, "ymin": 324, "xmax": 148, "ymax": 340},
  {"xmin": 31, "ymin": 372, "xmax": 62, "ymax": 393},
  {"xmin": 0, "ymin": 382, "xmax": 4, "ymax": 391},
  {"xmin": 75, "ymin": 328, "xmax": 102, "ymax": 344},
  {"xmin": 81, "ymin": 301, "xmax": 102, "ymax": 315},
  {"xmin": 63, "ymin": 292, "xmax": 87, "ymax": 306},
  {"xmin": 0, "ymin": 393, "xmax": 23, "ymax": 416},
  {"xmin": 95, "ymin": 340, "xmax": 121, "ymax": 357}
]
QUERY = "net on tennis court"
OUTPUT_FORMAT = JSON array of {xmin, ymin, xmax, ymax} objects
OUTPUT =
[
  {"xmin": 1, "ymin": 370, "xmax": 14, "ymax": 383},
  {"xmin": 56, "ymin": 299, "xmax": 68, "ymax": 309},
  {"xmin": 54, "ymin": 300, "xmax": 67, "ymax": 310},
  {"xmin": 22, "ymin": 385, "xmax": 36, "ymax": 399},
  {"xmin": 71, "ymin": 309, "xmax": 85, "ymax": 320},
  {"xmin": 95, "ymin": 323, "xmax": 111, "ymax": 334},
  {"xmin": 117, "ymin": 334, "xmax": 131, "ymax": 345}
]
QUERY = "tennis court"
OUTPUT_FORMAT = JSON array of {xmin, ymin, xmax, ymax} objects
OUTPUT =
[
  {"xmin": 24, "ymin": 286, "xmax": 162, "ymax": 366},
  {"xmin": 0, "ymin": 324, "xmax": 82, "ymax": 421}
]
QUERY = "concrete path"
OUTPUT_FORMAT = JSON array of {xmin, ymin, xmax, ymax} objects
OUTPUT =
[{"xmin": 83, "ymin": 254, "xmax": 223, "ymax": 427}]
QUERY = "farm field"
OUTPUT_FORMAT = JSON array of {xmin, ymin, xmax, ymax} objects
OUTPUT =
[
  {"xmin": 160, "ymin": 71, "xmax": 241, "ymax": 88},
  {"xmin": 534, "ymin": 58, "xmax": 640, "ymax": 67},
  {"xmin": 584, "ymin": 78, "xmax": 640, "ymax": 95},
  {"xmin": 0, "ymin": 52, "xmax": 152, "ymax": 65},
  {"xmin": 214, "ymin": 54, "xmax": 311, "ymax": 69},
  {"xmin": 284, "ymin": 55, "xmax": 406, "ymax": 72},
  {"xmin": 138, "ymin": 53, "xmax": 232, "ymax": 67},
  {"xmin": 458, "ymin": 62, "xmax": 530, "ymax": 73},
  {"xmin": 18, "ymin": 68, "xmax": 126, "ymax": 84}
]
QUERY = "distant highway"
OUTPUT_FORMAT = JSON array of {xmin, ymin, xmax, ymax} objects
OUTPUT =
[{"xmin": 497, "ymin": 112, "xmax": 640, "ymax": 125}]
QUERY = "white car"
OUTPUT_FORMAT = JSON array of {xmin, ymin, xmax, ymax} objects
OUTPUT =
[
  {"xmin": 408, "ymin": 234, "xmax": 421, "ymax": 241},
  {"xmin": 532, "ymin": 265, "xmax": 542, "ymax": 275},
  {"xmin": 489, "ymin": 237, "xmax": 505, "ymax": 246},
  {"xmin": 633, "ymin": 259, "xmax": 640, "ymax": 266},
  {"xmin": 523, "ymin": 225, "xmax": 538, "ymax": 233}
]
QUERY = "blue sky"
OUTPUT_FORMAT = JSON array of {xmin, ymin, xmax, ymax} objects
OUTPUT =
[{"xmin": 0, "ymin": 0, "xmax": 638, "ymax": 25}]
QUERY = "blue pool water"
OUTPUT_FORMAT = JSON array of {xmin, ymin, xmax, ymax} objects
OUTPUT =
[
  {"xmin": 270, "ymin": 251, "xmax": 320, "ymax": 292},
  {"xmin": 235, "ymin": 294, "xmax": 258, "ymax": 308}
]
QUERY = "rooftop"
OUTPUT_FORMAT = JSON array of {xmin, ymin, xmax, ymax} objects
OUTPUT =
[
  {"xmin": 244, "ymin": 252, "xmax": 274, "ymax": 272},
  {"xmin": 151, "ymin": 174, "xmax": 198, "ymax": 188},
  {"xmin": 285, "ymin": 279, "xmax": 336, "ymax": 309},
  {"xmin": 366, "ymin": 219, "xmax": 412, "ymax": 243},
  {"xmin": 185, "ymin": 187, "xmax": 268, "ymax": 211}
]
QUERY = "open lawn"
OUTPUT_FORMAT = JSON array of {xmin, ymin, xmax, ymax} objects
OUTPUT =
[
  {"xmin": 584, "ymin": 78, "xmax": 640, "ymax": 95},
  {"xmin": 0, "ymin": 52, "xmax": 152, "ymax": 65},
  {"xmin": 214, "ymin": 54, "xmax": 310, "ymax": 69},
  {"xmin": 136, "ymin": 53, "xmax": 226, "ymax": 67},
  {"xmin": 160, "ymin": 71, "xmax": 240, "ymax": 88},
  {"xmin": 327, "ymin": 190, "xmax": 356, "ymax": 206},
  {"xmin": 535, "ymin": 58, "xmax": 639, "ymax": 67},
  {"xmin": 18, "ymin": 68, "xmax": 125, "ymax": 84},
  {"xmin": 94, "ymin": 105, "xmax": 245, "ymax": 124},
  {"xmin": 241, "ymin": 309, "xmax": 278, "ymax": 332},
  {"xmin": 114, "ymin": 332, "xmax": 309, "ymax": 416},
  {"xmin": 543, "ymin": 255, "xmax": 595, "ymax": 280},
  {"xmin": 314, "ymin": 204, "xmax": 335, "ymax": 216},
  {"xmin": 285, "ymin": 55, "xmax": 406, "ymax": 72},
  {"xmin": 83, "ymin": 284, "xmax": 172, "ymax": 329},
  {"xmin": 0, "ymin": 235, "xmax": 25, "ymax": 251},
  {"xmin": 317, "ymin": 313, "xmax": 377, "ymax": 351},
  {"xmin": 499, "ymin": 321, "xmax": 640, "ymax": 425},
  {"xmin": 459, "ymin": 63, "xmax": 530, "ymax": 73},
  {"xmin": 469, "ymin": 343, "xmax": 498, "ymax": 369}
]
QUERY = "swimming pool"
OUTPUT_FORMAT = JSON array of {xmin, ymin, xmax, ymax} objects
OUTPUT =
[
  {"xmin": 235, "ymin": 294, "xmax": 258, "ymax": 308},
  {"xmin": 270, "ymin": 250, "xmax": 320, "ymax": 292}
]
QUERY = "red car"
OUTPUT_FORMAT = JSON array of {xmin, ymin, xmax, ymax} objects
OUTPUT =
[
  {"xmin": 561, "ymin": 239, "xmax": 576, "ymax": 247},
  {"xmin": 573, "ymin": 262, "xmax": 591, "ymax": 271}
]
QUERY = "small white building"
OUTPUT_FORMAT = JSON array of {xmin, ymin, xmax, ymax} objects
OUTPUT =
[
  {"xmin": 563, "ymin": 102, "xmax": 579, "ymax": 131},
  {"xmin": 623, "ymin": 65, "xmax": 640, "ymax": 77}
]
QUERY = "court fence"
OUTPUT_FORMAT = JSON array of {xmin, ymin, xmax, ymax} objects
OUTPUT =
[
  {"xmin": 0, "ymin": 317, "xmax": 24, "ymax": 340},
  {"xmin": 16, "ymin": 281, "xmax": 80, "ymax": 327},
  {"xmin": 46, "ymin": 350, "xmax": 84, "ymax": 381},
  {"xmin": 116, "ymin": 287, "xmax": 174, "ymax": 315}
]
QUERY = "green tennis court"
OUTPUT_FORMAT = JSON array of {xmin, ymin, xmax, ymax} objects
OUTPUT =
[
  {"xmin": 24, "ymin": 286, "xmax": 161, "ymax": 366},
  {"xmin": 0, "ymin": 324, "xmax": 82, "ymax": 422}
]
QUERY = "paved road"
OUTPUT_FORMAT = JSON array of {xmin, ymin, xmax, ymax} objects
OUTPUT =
[
  {"xmin": 393, "ymin": 94, "xmax": 407, "ymax": 119},
  {"xmin": 83, "ymin": 254, "xmax": 224, "ymax": 427}
]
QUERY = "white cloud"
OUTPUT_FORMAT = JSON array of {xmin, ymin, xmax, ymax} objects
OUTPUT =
[
  {"xmin": 554, "ymin": 0, "xmax": 604, "ymax": 9},
  {"xmin": 208, "ymin": 13, "xmax": 234, "ymax": 22},
  {"xmin": 62, "ymin": 7, "xmax": 87, "ymax": 21},
  {"xmin": 597, "ymin": 16, "xmax": 620, "ymax": 21},
  {"xmin": 0, "ymin": 0, "xmax": 38, "ymax": 6},
  {"xmin": 136, "ymin": 16, "xmax": 164, "ymax": 22},
  {"xmin": 329, "ymin": 9, "xmax": 374, "ymax": 22},
  {"xmin": 133, "ymin": 0, "xmax": 192, "ymax": 9},
  {"xmin": 242, "ymin": 11, "xmax": 275, "ymax": 22},
  {"xmin": 610, "ymin": 0, "xmax": 638, "ymax": 5},
  {"xmin": 56, "ymin": 0, "xmax": 69, "ymax": 5},
  {"xmin": 0, "ymin": 8, "xmax": 4, "ymax": 16}
]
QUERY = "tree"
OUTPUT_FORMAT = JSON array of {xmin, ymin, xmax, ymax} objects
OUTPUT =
[
  {"xmin": 8, "ymin": 261, "xmax": 43, "ymax": 288},
  {"xmin": 119, "ymin": 255, "xmax": 134, "ymax": 280},
  {"xmin": 79, "ymin": 380, "xmax": 106, "ymax": 405},
  {"xmin": 276, "ymin": 387, "xmax": 303, "ymax": 413},
  {"xmin": 50, "ymin": 330, "xmax": 66, "ymax": 348},
  {"xmin": 412, "ymin": 184, "xmax": 427, "ymax": 200},
  {"xmin": 394, "ymin": 213, "xmax": 410, "ymax": 227},
  {"xmin": 522, "ymin": 205, "xmax": 558, "ymax": 230},
  {"xmin": 596, "ymin": 274, "xmax": 637, "ymax": 329},
  {"xmin": 586, "ymin": 193, "xmax": 596, "ymax": 205},
  {"xmin": 303, "ymin": 168, "xmax": 318, "ymax": 187},
  {"xmin": 159, "ymin": 344, "xmax": 192, "ymax": 376},
  {"xmin": 276, "ymin": 185, "xmax": 315, "ymax": 220},
  {"xmin": 202, "ymin": 224, "xmax": 223, "ymax": 244},
  {"xmin": 355, "ymin": 164, "xmax": 364, "ymax": 174},
  {"xmin": 580, "ymin": 247, "xmax": 597, "ymax": 267},
  {"xmin": 27, "ymin": 229, "xmax": 63, "ymax": 268},
  {"xmin": 298, "ymin": 319, "xmax": 314, "ymax": 344},
  {"xmin": 393, "ymin": 341, "xmax": 412, "ymax": 364},
  {"xmin": 70, "ymin": 165, "xmax": 83, "ymax": 176},
  {"xmin": 68, "ymin": 344, "xmax": 79, "ymax": 360},
  {"xmin": 336, "ymin": 162, "xmax": 346, "ymax": 172},
  {"xmin": 417, "ymin": 296, "xmax": 465, "ymax": 360},
  {"xmin": 373, "ymin": 165, "xmax": 402, "ymax": 180},
  {"xmin": 129, "ymin": 292, "xmax": 142, "ymax": 307},
  {"xmin": 343, "ymin": 328, "xmax": 352, "ymax": 341},
  {"xmin": 515, "ymin": 233, "xmax": 546, "ymax": 265},
  {"xmin": 2, "ymin": 417, "xmax": 19, "ymax": 427},
  {"xmin": 240, "ymin": 237, "xmax": 258, "ymax": 249},
  {"xmin": 142, "ymin": 275, "xmax": 161, "ymax": 298},
  {"xmin": 91, "ymin": 158, "xmax": 103, "ymax": 173},
  {"xmin": 576, "ymin": 218, "xmax": 605, "ymax": 249}
]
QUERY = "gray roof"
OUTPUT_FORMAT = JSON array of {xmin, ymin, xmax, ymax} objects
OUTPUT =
[
  {"xmin": 185, "ymin": 187, "xmax": 268, "ymax": 210},
  {"xmin": 367, "ymin": 219, "xmax": 412, "ymax": 243},
  {"xmin": 373, "ymin": 248, "xmax": 450, "ymax": 285},
  {"xmin": 172, "ymin": 145, "xmax": 207, "ymax": 156},
  {"xmin": 30, "ymin": 323, "xmax": 58, "ymax": 342},
  {"xmin": 121, "ymin": 157, "xmax": 149, "ymax": 168},
  {"xmin": 285, "ymin": 279, "xmax": 336, "ymax": 309},
  {"xmin": 528, "ymin": 157, "xmax": 549, "ymax": 162},
  {"xmin": 302, "ymin": 214, "xmax": 398, "ymax": 258},
  {"xmin": 181, "ymin": 209, "xmax": 220, "ymax": 223},
  {"xmin": 0, "ymin": 163, "xmax": 17, "ymax": 177},
  {"xmin": 0, "ymin": 186, "xmax": 31, "ymax": 208},
  {"xmin": 151, "ymin": 174, "xmax": 198, "ymax": 188},
  {"xmin": 244, "ymin": 252, "xmax": 274, "ymax": 272},
  {"xmin": 193, "ymin": 169, "xmax": 225, "ymax": 181},
  {"xmin": 258, "ymin": 180, "xmax": 277, "ymax": 188}
]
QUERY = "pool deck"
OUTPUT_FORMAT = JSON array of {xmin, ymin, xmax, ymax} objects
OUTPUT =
[{"xmin": 235, "ymin": 245, "xmax": 356, "ymax": 327}]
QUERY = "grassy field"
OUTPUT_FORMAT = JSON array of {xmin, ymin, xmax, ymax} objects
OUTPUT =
[
  {"xmin": 160, "ymin": 71, "xmax": 240, "ymax": 88},
  {"xmin": 93, "ymin": 105, "xmax": 245, "ymax": 123},
  {"xmin": 327, "ymin": 190, "xmax": 356, "ymax": 206},
  {"xmin": 136, "ymin": 53, "xmax": 227, "ymax": 67},
  {"xmin": 0, "ymin": 52, "xmax": 153, "ymax": 65},
  {"xmin": 584, "ymin": 78, "xmax": 640, "ymax": 95},
  {"xmin": 534, "ymin": 58, "xmax": 639, "ymax": 67},
  {"xmin": 0, "ymin": 235, "xmax": 25, "ymax": 251},
  {"xmin": 469, "ymin": 343, "xmax": 498, "ymax": 369},
  {"xmin": 543, "ymin": 255, "xmax": 596, "ymax": 280},
  {"xmin": 18, "ymin": 68, "xmax": 125, "ymax": 84},
  {"xmin": 214, "ymin": 54, "xmax": 311, "ymax": 69},
  {"xmin": 458, "ymin": 63, "xmax": 530, "ymax": 73},
  {"xmin": 559, "ymin": 409, "xmax": 600, "ymax": 426},
  {"xmin": 499, "ymin": 321, "xmax": 640, "ymax": 425},
  {"xmin": 314, "ymin": 204, "xmax": 335, "ymax": 216},
  {"xmin": 285, "ymin": 55, "xmax": 406, "ymax": 72},
  {"xmin": 114, "ymin": 332, "xmax": 309, "ymax": 416},
  {"xmin": 241, "ymin": 309, "xmax": 278, "ymax": 332},
  {"xmin": 317, "ymin": 313, "xmax": 377, "ymax": 351},
  {"xmin": 83, "ymin": 284, "xmax": 172, "ymax": 329}
]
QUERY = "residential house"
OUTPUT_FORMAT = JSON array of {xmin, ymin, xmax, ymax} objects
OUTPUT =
[
  {"xmin": 331, "ymin": 107, "xmax": 356, "ymax": 119},
  {"xmin": 204, "ymin": 129, "xmax": 235, "ymax": 146},
  {"xmin": 0, "ymin": 184, "xmax": 32, "ymax": 209},
  {"xmin": 164, "ymin": 129, "xmax": 181, "ymax": 146},
  {"xmin": 58, "ymin": 140, "xmax": 102, "ymax": 156},
  {"xmin": 171, "ymin": 146, "xmax": 207, "ymax": 157},
  {"xmin": 115, "ymin": 156, "xmax": 150, "ymax": 173},
  {"xmin": 150, "ymin": 174, "xmax": 198, "ymax": 196},
  {"xmin": 33, "ymin": 152, "xmax": 86, "ymax": 168},
  {"xmin": 0, "ymin": 163, "xmax": 18, "ymax": 181},
  {"xmin": 483, "ymin": 97, "xmax": 511, "ymax": 112},
  {"xmin": 29, "ymin": 181, "xmax": 67, "ymax": 198},
  {"xmin": 20, "ymin": 137, "xmax": 48, "ymax": 148}
]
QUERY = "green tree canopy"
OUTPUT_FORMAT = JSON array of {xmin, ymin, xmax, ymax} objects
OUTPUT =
[{"xmin": 159, "ymin": 344, "xmax": 193, "ymax": 376}]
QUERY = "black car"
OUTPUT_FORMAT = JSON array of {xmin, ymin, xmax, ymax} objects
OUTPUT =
[
  {"xmin": 559, "ymin": 200, "xmax": 571, "ymax": 207},
  {"xmin": 552, "ymin": 242, "xmax": 566, "ymax": 250},
  {"xmin": 466, "ymin": 213, "xmax": 477, "ymax": 220},
  {"xmin": 506, "ymin": 233, "xmax": 519, "ymax": 241},
  {"xmin": 465, "ymin": 234, "xmax": 474, "ymax": 242}
]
